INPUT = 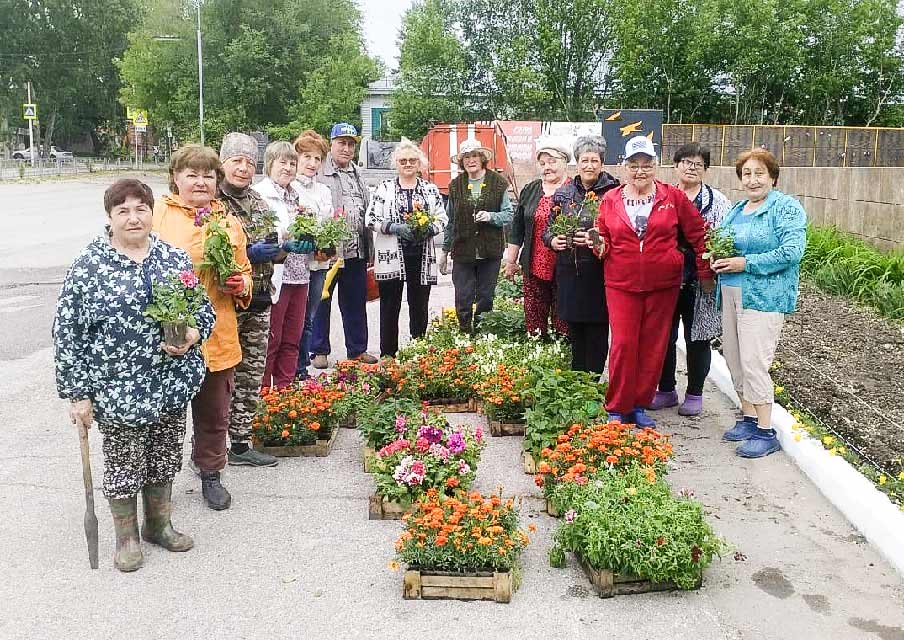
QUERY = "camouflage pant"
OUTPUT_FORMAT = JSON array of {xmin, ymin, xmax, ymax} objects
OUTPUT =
[
  {"xmin": 98, "ymin": 409, "xmax": 187, "ymax": 499},
  {"xmin": 229, "ymin": 309, "xmax": 270, "ymax": 444}
]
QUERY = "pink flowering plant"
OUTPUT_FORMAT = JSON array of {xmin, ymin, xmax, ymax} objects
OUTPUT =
[
  {"xmin": 372, "ymin": 412, "xmax": 485, "ymax": 506},
  {"xmin": 145, "ymin": 270, "xmax": 208, "ymax": 327},
  {"xmin": 357, "ymin": 397, "xmax": 429, "ymax": 450}
]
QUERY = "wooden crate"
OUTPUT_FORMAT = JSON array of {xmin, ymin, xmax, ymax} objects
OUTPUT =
[
  {"xmin": 402, "ymin": 569, "xmax": 515, "ymax": 603},
  {"xmin": 545, "ymin": 499, "xmax": 560, "ymax": 517},
  {"xmin": 339, "ymin": 414, "xmax": 356, "ymax": 429},
  {"xmin": 522, "ymin": 450, "xmax": 537, "ymax": 474},
  {"xmin": 473, "ymin": 399, "xmax": 485, "ymax": 415},
  {"xmin": 424, "ymin": 398, "xmax": 475, "ymax": 414},
  {"xmin": 488, "ymin": 420, "xmax": 526, "ymax": 437},
  {"xmin": 363, "ymin": 446, "xmax": 376, "ymax": 473},
  {"xmin": 576, "ymin": 553, "xmax": 700, "ymax": 598},
  {"xmin": 368, "ymin": 494, "xmax": 411, "ymax": 520},
  {"xmin": 253, "ymin": 428, "xmax": 338, "ymax": 458}
]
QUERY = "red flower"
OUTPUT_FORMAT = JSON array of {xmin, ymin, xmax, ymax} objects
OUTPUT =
[{"xmin": 179, "ymin": 270, "xmax": 199, "ymax": 289}]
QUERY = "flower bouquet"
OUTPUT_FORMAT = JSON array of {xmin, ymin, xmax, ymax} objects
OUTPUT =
[
  {"xmin": 369, "ymin": 415, "xmax": 484, "ymax": 517},
  {"xmin": 702, "ymin": 225, "xmax": 738, "ymax": 261},
  {"xmin": 195, "ymin": 207, "xmax": 242, "ymax": 285},
  {"xmin": 548, "ymin": 467, "xmax": 727, "ymax": 593},
  {"xmin": 403, "ymin": 202, "xmax": 437, "ymax": 240},
  {"xmin": 396, "ymin": 489, "xmax": 531, "ymax": 602},
  {"xmin": 144, "ymin": 270, "xmax": 208, "ymax": 347},
  {"xmin": 534, "ymin": 420, "xmax": 673, "ymax": 516}
]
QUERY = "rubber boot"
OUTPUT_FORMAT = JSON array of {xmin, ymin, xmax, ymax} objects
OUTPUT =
[
  {"xmin": 141, "ymin": 482, "xmax": 194, "ymax": 552},
  {"xmin": 109, "ymin": 496, "xmax": 144, "ymax": 572}
]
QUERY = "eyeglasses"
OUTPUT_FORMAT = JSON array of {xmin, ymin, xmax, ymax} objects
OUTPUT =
[
  {"xmin": 626, "ymin": 164, "xmax": 655, "ymax": 174},
  {"xmin": 398, "ymin": 158, "xmax": 419, "ymax": 165},
  {"xmin": 680, "ymin": 159, "xmax": 705, "ymax": 170}
]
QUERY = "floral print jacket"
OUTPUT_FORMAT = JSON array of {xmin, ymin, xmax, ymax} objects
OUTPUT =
[{"xmin": 53, "ymin": 231, "xmax": 215, "ymax": 428}]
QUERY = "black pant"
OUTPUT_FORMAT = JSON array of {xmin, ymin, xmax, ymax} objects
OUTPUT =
[
  {"xmin": 568, "ymin": 321, "xmax": 609, "ymax": 374},
  {"xmin": 658, "ymin": 284, "xmax": 711, "ymax": 396},
  {"xmin": 451, "ymin": 257, "xmax": 501, "ymax": 333},
  {"xmin": 378, "ymin": 252, "xmax": 431, "ymax": 357}
]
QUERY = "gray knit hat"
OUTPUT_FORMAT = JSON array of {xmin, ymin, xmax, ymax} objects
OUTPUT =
[{"xmin": 219, "ymin": 132, "xmax": 259, "ymax": 164}]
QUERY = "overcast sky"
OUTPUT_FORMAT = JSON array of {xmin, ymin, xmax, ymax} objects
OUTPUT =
[{"xmin": 359, "ymin": 0, "xmax": 414, "ymax": 73}]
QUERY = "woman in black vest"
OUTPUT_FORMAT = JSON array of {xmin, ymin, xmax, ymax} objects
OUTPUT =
[
  {"xmin": 440, "ymin": 139, "xmax": 513, "ymax": 333},
  {"xmin": 544, "ymin": 135, "xmax": 619, "ymax": 373}
]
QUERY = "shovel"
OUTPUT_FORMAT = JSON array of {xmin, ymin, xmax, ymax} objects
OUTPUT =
[{"xmin": 76, "ymin": 416, "xmax": 99, "ymax": 569}]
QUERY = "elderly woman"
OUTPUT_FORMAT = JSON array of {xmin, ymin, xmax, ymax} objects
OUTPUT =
[
  {"xmin": 217, "ymin": 132, "xmax": 280, "ymax": 468},
  {"xmin": 252, "ymin": 141, "xmax": 314, "ymax": 388},
  {"xmin": 651, "ymin": 143, "xmax": 732, "ymax": 416},
  {"xmin": 54, "ymin": 179, "xmax": 215, "ymax": 572},
  {"xmin": 153, "ymin": 145, "xmax": 253, "ymax": 511},
  {"xmin": 544, "ymin": 135, "xmax": 619, "ymax": 373},
  {"xmin": 504, "ymin": 137, "xmax": 571, "ymax": 337},
  {"xmin": 595, "ymin": 136, "xmax": 713, "ymax": 427},
  {"xmin": 440, "ymin": 138, "xmax": 513, "ymax": 334},
  {"xmin": 366, "ymin": 138, "xmax": 448, "ymax": 356},
  {"xmin": 718, "ymin": 149, "xmax": 807, "ymax": 458},
  {"xmin": 290, "ymin": 130, "xmax": 335, "ymax": 380}
]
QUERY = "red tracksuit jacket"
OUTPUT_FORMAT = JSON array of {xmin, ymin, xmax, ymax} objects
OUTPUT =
[{"xmin": 595, "ymin": 181, "xmax": 713, "ymax": 291}]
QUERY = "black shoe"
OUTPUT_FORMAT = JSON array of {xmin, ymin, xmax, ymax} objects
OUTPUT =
[{"xmin": 200, "ymin": 471, "xmax": 232, "ymax": 511}]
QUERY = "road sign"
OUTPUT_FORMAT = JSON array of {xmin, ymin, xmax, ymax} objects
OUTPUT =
[
  {"xmin": 23, "ymin": 103, "xmax": 37, "ymax": 120},
  {"xmin": 127, "ymin": 107, "xmax": 149, "ymax": 124},
  {"xmin": 135, "ymin": 124, "xmax": 148, "ymax": 133}
]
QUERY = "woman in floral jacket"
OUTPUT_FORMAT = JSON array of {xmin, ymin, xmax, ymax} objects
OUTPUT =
[{"xmin": 54, "ymin": 179, "xmax": 215, "ymax": 572}]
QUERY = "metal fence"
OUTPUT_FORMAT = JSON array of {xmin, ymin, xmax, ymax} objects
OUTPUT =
[
  {"xmin": 0, "ymin": 157, "xmax": 168, "ymax": 181},
  {"xmin": 662, "ymin": 124, "xmax": 904, "ymax": 167}
]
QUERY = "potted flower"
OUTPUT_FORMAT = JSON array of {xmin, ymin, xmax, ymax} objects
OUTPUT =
[
  {"xmin": 287, "ymin": 207, "xmax": 319, "ymax": 245},
  {"xmin": 702, "ymin": 225, "xmax": 738, "ymax": 262},
  {"xmin": 548, "ymin": 467, "xmax": 727, "ymax": 596},
  {"xmin": 144, "ymin": 270, "xmax": 208, "ymax": 347},
  {"xmin": 195, "ymin": 207, "xmax": 242, "ymax": 286},
  {"xmin": 548, "ymin": 206, "xmax": 582, "ymax": 248},
  {"xmin": 315, "ymin": 215, "xmax": 352, "ymax": 258},
  {"xmin": 369, "ymin": 415, "xmax": 485, "ymax": 519},
  {"xmin": 396, "ymin": 489, "xmax": 532, "ymax": 603},
  {"xmin": 403, "ymin": 202, "xmax": 438, "ymax": 240}
]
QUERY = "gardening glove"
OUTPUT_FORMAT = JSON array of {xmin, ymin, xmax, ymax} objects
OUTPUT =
[
  {"xmin": 247, "ymin": 241, "xmax": 281, "ymax": 264},
  {"xmin": 475, "ymin": 210, "xmax": 492, "ymax": 223},
  {"xmin": 438, "ymin": 250, "xmax": 450, "ymax": 275},
  {"xmin": 388, "ymin": 223, "xmax": 414, "ymax": 242},
  {"xmin": 283, "ymin": 239, "xmax": 315, "ymax": 254},
  {"xmin": 222, "ymin": 274, "xmax": 246, "ymax": 296}
]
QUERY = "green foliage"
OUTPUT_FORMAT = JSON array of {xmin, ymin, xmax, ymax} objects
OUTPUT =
[
  {"xmin": 476, "ymin": 299, "xmax": 527, "ymax": 340},
  {"xmin": 550, "ymin": 467, "xmax": 729, "ymax": 589},
  {"xmin": 703, "ymin": 226, "xmax": 738, "ymax": 260},
  {"xmin": 199, "ymin": 214, "xmax": 241, "ymax": 285},
  {"xmin": 522, "ymin": 369, "xmax": 607, "ymax": 458},
  {"xmin": 802, "ymin": 225, "xmax": 904, "ymax": 321},
  {"xmin": 493, "ymin": 271, "xmax": 523, "ymax": 301},
  {"xmin": 144, "ymin": 271, "xmax": 207, "ymax": 326},
  {"xmin": 357, "ymin": 397, "xmax": 427, "ymax": 450}
]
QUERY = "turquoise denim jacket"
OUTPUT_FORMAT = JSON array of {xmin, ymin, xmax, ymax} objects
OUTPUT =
[{"xmin": 718, "ymin": 189, "xmax": 808, "ymax": 314}]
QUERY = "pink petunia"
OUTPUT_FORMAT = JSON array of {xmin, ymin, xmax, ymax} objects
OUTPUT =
[{"xmin": 178, "ymin": 270, "xmax": 199, "ymax": 289}]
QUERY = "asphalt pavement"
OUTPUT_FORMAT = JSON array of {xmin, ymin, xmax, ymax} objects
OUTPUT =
[{"xmin": 0, "ymin": 176, "xmax": 902, "ymax": 640}]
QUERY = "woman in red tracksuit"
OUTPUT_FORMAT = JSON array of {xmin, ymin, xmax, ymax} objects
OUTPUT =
[{"xmin": 594, "ymin": 136, "xmax": 714, "ymax": 427}]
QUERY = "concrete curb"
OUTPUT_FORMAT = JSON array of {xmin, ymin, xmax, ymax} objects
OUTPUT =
[{"xmin": 678, "ymin": 335, "xmax": 904, "ymax": 577}]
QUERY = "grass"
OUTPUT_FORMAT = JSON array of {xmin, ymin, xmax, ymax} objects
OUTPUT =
[{"xmin": 801, "ymin": 225, "xmax": 904, "ymax": 321}]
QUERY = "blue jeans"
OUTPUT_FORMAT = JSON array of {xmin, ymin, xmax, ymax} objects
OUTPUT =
[
  {"xmin": 296, "ymin": 268, "xmax": 327, "ymax": 378},
  {"xmin": 310, "ymin": 257, "xmax": 369, "ymax": 358}
]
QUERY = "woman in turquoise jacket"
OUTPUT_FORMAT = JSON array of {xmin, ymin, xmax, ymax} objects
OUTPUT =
[{"xmin": 714, "ymin": 149, "xmax": 807, "ymax": 458}]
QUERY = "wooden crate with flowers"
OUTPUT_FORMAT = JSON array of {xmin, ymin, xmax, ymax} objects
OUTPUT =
[
  {"xmin": 251, "ymin": 380, "xmax": 345, "ymax": 457},
  {"xmin": 533, "ymin": 421, "xmax": 674, "ymax": 517},
  {"xmin": 395, "ymin": 346, "xmax": 479, "ymax": 413},
  {"xmin": 368, "ymin": 413, "xmax": 485, "ymax": 520},
  {"xmin": 547, "ymin": 467, "xmax": 727, "ymax": 597},
  {"xmin": 329, "ymin": 359, "xmax": 386, "ymax": 428},
  {"xmin": 396, "ymin": 489, "xmax": 532, "ymax": 603},
  {"xmin": 357, "ymin": 397, "xmax": 433, "ymax": 473},
  {"xmin": 475, "ymin": 364, "xmax": 530, "ymax": 436}
]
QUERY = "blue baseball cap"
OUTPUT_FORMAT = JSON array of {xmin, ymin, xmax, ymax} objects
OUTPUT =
[{"xmin": 330, "ymin": 122, "xmax": 360, "ymax": 141}]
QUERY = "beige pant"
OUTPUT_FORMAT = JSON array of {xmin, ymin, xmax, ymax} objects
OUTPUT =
[{"xmin": 720, "ymin": 285, "xmax": 785, "ymax": 405}]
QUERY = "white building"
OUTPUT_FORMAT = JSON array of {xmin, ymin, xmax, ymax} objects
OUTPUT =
[{"xmin": 359, "ymin": 77, "xmax": 395, "ymax": 140}]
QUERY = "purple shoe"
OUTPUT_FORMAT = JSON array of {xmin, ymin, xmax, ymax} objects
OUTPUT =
[
  {"xmin": 678, "ymin": 394, "xmax": 703, "ymax": 416},
  {"xmin": 649, "ymin": 390, "xmax": 679, "ymax": 410}
]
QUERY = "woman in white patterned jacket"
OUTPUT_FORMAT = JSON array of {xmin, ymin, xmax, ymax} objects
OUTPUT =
[{"xmin": 365, "ymin": 138, "xmax": 448, "ymax": 357}]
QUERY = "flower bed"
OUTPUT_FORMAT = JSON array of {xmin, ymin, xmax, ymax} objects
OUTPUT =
[{"xmin": 395, "ymin": 489, "xmax": 532, "ymax": 602}]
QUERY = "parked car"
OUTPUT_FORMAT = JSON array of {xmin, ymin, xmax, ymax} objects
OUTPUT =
[{"xmin": 12, "ymin": 146, "xmax": 73, "ymax": 160}]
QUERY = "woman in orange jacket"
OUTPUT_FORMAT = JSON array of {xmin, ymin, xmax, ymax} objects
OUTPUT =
[{"xmin": 153, "ymin": 144, "xmax": 252, "ymax": 511}]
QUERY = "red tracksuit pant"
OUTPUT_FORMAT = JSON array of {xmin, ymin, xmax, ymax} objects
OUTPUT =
[{"xmin": 605, "ymin": 286, "xmax": 680, "ymax": 414}]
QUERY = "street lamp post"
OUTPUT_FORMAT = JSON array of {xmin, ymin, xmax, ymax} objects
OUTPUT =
[{"xmin": 194, "ymin": 0, "xmax": 204, "ymax": 146}]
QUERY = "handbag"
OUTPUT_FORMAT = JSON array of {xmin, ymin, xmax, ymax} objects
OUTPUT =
[{"xmin": 366, "ymin": 266, "xmax": 380, "ymax": 302}]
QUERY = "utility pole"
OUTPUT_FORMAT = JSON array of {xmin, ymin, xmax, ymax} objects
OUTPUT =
[
  {"xmin": 26, "ymin": 82, "xmax": 35, "ymax": 168},
  {"xmin": 196, "ymin": 0, "xmax": 205, "ymax": 146}
]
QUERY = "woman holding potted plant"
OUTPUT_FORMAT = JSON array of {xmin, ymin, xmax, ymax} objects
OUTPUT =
[
  {"xmin": 153, "ymin": 145, "xmax": 253, "ymax": 511},
  {"xmin": 594, "ymin": 136, "xmax": 713, "ymax": 428},
  {"xmin": 54, "ymin": 178, "xmax": 215, "ymax": 572},
  {"xmin": 650, "ymin": 143, "xmax": 731, "ymax": 416},
  {"xmin": 365, "ymin": 138, "xmax": 447, "ymax": 357},
  {"xmin": 504, "ymin": 137, "xmax": 572, "ymax": 337},
  {"xmin": 717, "ymin": 149, "xmax": 807, "ymax": 458},
  {"xmin": 544, "ymin": 135, "xmax": 619, "ymax": 373}
]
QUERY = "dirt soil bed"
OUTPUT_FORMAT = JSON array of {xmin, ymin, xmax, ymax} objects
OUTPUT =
[{"xmin": 773, "ymin": 281, "xmax": 904, "ymax": 472}]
